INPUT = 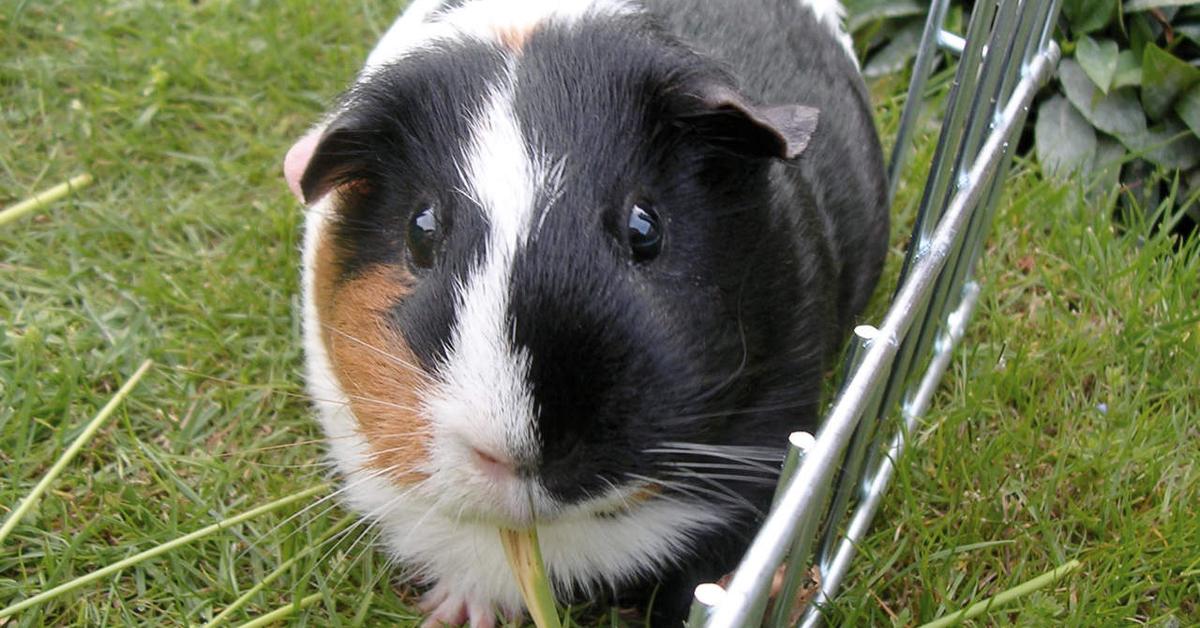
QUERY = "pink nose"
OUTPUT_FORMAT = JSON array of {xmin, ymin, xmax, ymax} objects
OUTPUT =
[{"xmin": 471, "ymin": 447, "xmax": 516, "ymax": 481}]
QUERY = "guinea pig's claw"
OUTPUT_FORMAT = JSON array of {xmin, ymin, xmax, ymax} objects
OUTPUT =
[
  {"xmin": 418, "ymin": 584, "xmax": 501, "ymax": 628},
  {"xmin": 419, "ymin": 602, "xmax": 466, "ymax": 628},
  {"xmin": 418, "ymin": 584, "xmax": 451, "ymax": 613},
  {"xmin": 467, "ymin": 601, "xmax": 497, "ymax": 628}
]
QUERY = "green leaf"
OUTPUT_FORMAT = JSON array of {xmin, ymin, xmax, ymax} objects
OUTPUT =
[
  {"xmin": 845, "ymin": 0, "xmax": 925, "ymax": 32},
  {"xmin": 1186, "ymin": 169, "xmax": 1200, "ymax": 223},
  {"xmin": 1075, "ymin": 36, "xmax": 1119, "ymax": 94},
  {"xmin": 1118, "ymin": 116, "xmax": 1200, "ymax": 170},
  {"xmin": 1087, "ymin": 134, "xmax": 1127, "ymax": 201},
  {"xmin": 1141, "ymin": 44, "xmax": 1200, "ymax": 120},
  {"xmin": 1128, "ymin": 14, "xmax": 1160, "ymax": 58},
  {"xmin": 1177, "ymin": 23, "xmax": 1200, "ymax": 44},
  {"xmin": 1062, "ymin": 0, "xmax": 1118, "ymax": 35},
  {"xmin": 863, "ymin": 21, "xmax": 923, "ymax": 78},
  {"xmin": 1176, "ymin": 85, "xmax": 1200, "ymax": 138},
  {"xmin": 1059, "ymin": 59, "xmax": 1148, "ymax": 137},
  {"xmin": 1125, "ymin": 0, "xmax": 1198, "ymax": 9},
  {"xmin": 1112, "ymin": 50, "xmax": 1143, "ymax": 89},
  {"xmin": 1021, "ymin": 591, "xmax": 1066, "ymax": 622},
  {"xmin": 1036, "ymin": 96, "xmax": 1098, "ymax": 179}
]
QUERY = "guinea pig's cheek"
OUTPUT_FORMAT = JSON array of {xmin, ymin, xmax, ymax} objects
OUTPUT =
[{"xmin": 315, "ymin": 256, "xmax": 432, "ymax": 484}]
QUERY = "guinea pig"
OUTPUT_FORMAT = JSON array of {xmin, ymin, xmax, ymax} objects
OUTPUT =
[{"xmin": 284, "ymin": 0, "xmax": 888, "ymax": 625}]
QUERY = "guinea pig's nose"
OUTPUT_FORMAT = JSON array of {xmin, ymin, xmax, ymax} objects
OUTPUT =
[{"xmin": 470, "ymin": 446, "xmax": 517, "ymax": 482}]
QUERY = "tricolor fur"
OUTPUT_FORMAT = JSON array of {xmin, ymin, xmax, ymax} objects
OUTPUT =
[{"xmin": 292, "ymin": 0, "xmax": 886, "ymax": 624}]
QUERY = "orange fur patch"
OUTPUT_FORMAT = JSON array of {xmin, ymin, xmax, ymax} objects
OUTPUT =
[
  {"xmin": 630, "ymin": 483, "xmax": 663, "ymax": 504},
  {"xmin": 313, "ymin": 231, "xmax": 431, "ymax": 484},
  {"xmin": 596, "ymin": 482, "xmax": 664, "ymax": 517},
  {"xmin": 494, "ymin": 23, "xmax": 535, "ymax": 51}
]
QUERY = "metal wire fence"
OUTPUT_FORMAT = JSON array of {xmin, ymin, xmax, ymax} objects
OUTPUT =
[{"xmin": 687, "ymin": 0, "xmax": 1064, "ymax": 624}]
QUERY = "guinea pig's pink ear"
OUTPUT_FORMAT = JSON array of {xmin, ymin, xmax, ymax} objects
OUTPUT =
[
  {"xmin": 284, "ymin": 129, "xmax": 322, "ymax": 203},
  {"xmin": 284, "ymin": 116, "xmax": 373, "ymax": 204},
  {"xmin": 683, "ymin": 84, "xmax": 820, "ymax": 160}
]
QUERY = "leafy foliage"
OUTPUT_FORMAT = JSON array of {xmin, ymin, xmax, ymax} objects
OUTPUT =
[
  {"xmin": 1039, "ymin": 0, "xmax": 1200, "ymax": 219},
  {"xmin": 1041, "ymin": 3, "xmax": 1200, "ymax": 180},
  {"xmin": 847, "ymin": 0, "xmax": 1200, "ymax": 234},
  {"xmin": 846, "ymin": 0, "xmax": 944, "ymax": 77}
]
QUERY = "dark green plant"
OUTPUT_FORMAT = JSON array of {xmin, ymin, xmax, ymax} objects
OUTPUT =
[
  {"xmin": 846, "ymin": 0, "xmax": 1200, "ymax": 233},
  {"xmin": 1036, "ymin": 0, "xmax": 1199, "ymax": 233},
  {"xmin": 846, "ymin": 0, "xmax": 944, "ymax": 77}
]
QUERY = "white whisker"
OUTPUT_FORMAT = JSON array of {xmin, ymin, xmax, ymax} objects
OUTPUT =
[{"xmin": 324, "ymin": 324, "xmax": 426, "ymax": 376}]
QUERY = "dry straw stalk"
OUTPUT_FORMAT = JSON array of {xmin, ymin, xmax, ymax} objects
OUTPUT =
[{"xmin": 499, "ymin": 527, "xmax": 562, "ymax": 628}]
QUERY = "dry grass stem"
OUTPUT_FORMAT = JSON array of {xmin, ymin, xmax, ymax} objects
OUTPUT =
[
  {"xmin": 0, "ymin": 484, "xmax": 330, "ymax": 619},
  {"xmin": 917, "ymin": 559, "xmax": 1083, "ymax": 628},
  {"xmin": 0, "ymin": 359, "xmax": 153, "ymax": 546},
  {"xmin": 234, "ymin": 592, "xmax": 322, "ymax": 628},
  {"xmin": 0, "ymin": 173, "xmax": 94, "ymax": 227},
  {"xmin": 499, "ymin": 527, "xmax": 562, "ymax": 628}
]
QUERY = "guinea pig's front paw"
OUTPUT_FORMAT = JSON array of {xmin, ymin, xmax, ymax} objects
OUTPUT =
[{"xmin": 418, "ymin": 581, "xmax": 521, "ymax": 628}]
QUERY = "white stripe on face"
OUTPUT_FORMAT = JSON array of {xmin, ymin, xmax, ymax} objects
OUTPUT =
[{"xmin": 421, "ymin": 74, "xmax": 553, "ymax": 521}]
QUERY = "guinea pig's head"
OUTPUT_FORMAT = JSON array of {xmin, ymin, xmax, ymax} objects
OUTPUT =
[{"xmin": 290, "ymin": 9, "xmax": 825, "ymax": 530}]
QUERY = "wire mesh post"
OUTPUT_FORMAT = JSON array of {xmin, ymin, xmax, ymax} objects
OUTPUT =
[
  {"xmin": 687, "ymin": 583, "xmax": 728, "ymax": 626},
  {"xmin": 887, "ymin": 0, "xmax": 954, "ymax": 203}
]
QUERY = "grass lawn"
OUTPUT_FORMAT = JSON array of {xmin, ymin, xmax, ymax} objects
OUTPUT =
[{"xmin": 1, "ymin": 1, "xmax": 1197, "ymax": 626}]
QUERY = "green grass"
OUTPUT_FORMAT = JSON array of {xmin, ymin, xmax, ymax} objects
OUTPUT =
[{"xmin": 1, "ymin": 1, "xmax": 1197, "ymax": 626}]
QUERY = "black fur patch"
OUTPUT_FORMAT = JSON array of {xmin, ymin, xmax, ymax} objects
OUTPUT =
[
  {"xmin": 504, "ymin": 17, "xmax": 829, "ymax": 505},
  {"xmin": 648, "ymin": 0, "xmax": 890, "ymax": 323}
]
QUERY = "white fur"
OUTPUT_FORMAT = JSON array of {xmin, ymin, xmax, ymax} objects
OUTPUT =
[
  {"xmin": 798, "ymin": 0, "xmax": 858, "ymax": 64},
  {"xmin": 363, "ymin": 0, "xmax": 637, "ymax": 76},
  {"xmin": 362, "ymin": 0, "xmax": 450, "ymax": 75},
  {"xmin": 373, "ymin": 493, "xmax": 729, "ymax": 613}
]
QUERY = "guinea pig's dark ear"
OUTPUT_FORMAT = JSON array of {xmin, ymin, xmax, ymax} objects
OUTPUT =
[
  {"xmin": 682, "ymin": 84, "xmax": 820, "ymax": 160},
  {"xmin": 284, "ymin": 115, "xmax": 374, "ymax": 204}
]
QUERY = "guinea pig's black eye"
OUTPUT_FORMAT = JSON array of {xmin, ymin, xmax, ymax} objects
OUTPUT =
[
  {"xmin": 627, "ymin": 202, "xmax": 663, "ymax": 262},
  {"xmin": 407, "ymin": 204, "xmax": 443, "ymax": 269}
]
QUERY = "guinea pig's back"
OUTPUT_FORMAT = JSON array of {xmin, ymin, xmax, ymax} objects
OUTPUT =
[{"xmin": 645, "ymin": 0, "xmax": 889, "ymax": 327}]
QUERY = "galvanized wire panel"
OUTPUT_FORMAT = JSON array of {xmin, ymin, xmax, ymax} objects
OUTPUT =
[{"xmin": 689, "ymin": 0, "xmax": 1063, "ymax": 625}]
